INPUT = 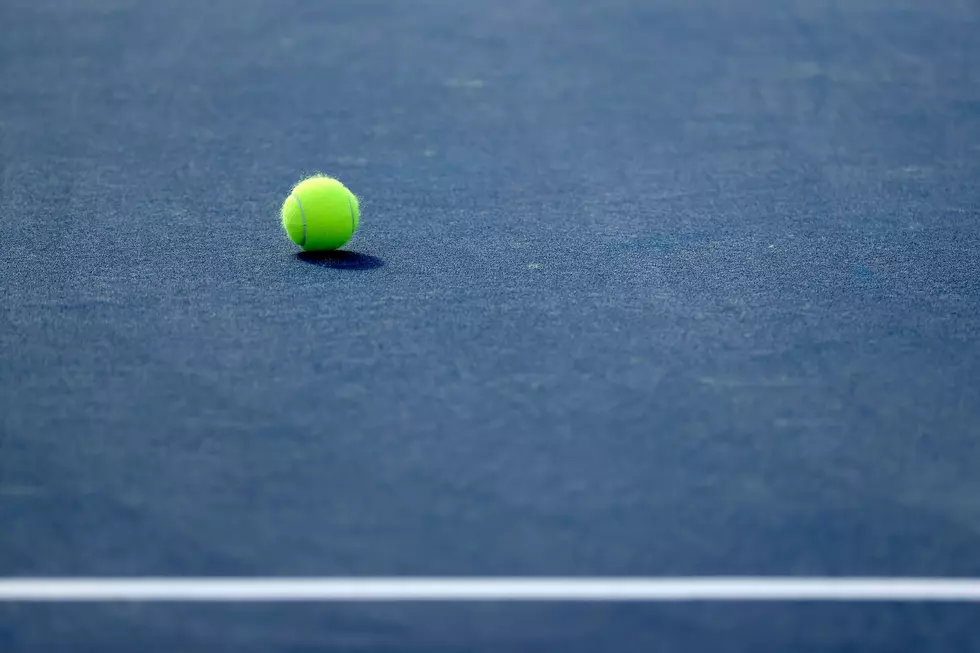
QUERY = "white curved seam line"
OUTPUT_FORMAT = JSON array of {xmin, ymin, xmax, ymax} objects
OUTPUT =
[
  {"xmin": 291, "ymin": 195, "xmax": 307, "ymax": 246},
  {"xmin": 348, "ymin": 195, "xmax": 355, "ymax": 233}
]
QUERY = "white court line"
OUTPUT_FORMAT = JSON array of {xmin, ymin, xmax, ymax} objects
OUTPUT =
[{"xmin": 2, "ymin": 578, "xmax": 980, "ymax": 602}]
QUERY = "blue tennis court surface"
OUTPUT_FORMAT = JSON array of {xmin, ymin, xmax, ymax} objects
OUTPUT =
[{"xmin": 2, "ymin": 0, "xmax": 979, "ymax": 650}]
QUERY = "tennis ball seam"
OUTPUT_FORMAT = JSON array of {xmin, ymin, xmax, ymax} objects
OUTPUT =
[
  {"xmin": 290, "ymin": 194, "xmax": 307, "ymax": 247},
  {"xmin": 347, "ymin": 195, "xmax": 355, "ymax": 233}
]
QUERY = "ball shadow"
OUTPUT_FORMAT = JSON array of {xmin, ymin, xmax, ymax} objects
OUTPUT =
[{"xmin": 296, "ymin": 250, "xmax": 385, "ymax": 270}]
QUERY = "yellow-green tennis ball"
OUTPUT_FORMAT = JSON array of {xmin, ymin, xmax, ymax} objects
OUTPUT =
[{"xmin": 281, "ymin": 175, "xmax": 360, "ymax": 251}]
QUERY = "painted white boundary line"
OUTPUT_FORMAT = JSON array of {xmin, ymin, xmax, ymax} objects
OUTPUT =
[{"xmin": 2, "ymin": 578, "xmax": 980, "ymax": 602}]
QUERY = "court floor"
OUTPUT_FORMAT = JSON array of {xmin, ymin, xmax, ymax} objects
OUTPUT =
[{"xmin": 2, "ymin": 0, "xmax": 979, "ymax": 650}]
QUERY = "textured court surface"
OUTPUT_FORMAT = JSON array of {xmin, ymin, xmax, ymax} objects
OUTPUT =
[{"xmin": 2, "ymin": 0, "xmax": 980, "ymax": 650}]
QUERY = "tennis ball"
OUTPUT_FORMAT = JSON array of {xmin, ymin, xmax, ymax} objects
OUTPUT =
[{"xmin": 281, "ymin": 175, "xmax": 360, "ymax": 251}]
